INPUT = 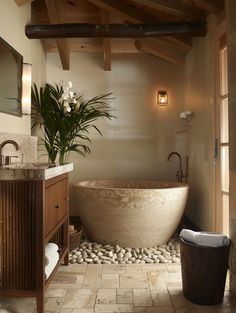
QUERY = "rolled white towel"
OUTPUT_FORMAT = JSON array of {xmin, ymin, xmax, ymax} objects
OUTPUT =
[
  {"xmin": 45, "ymin": 252, "xmax": 59, "ymax": 279},
  {"xmin": 45, "ymin": 243, "xmax": 59, "ymax": 266},
  {"xmin": 180, "ymin": 229, "xmax": 230, "ymax": 247}
]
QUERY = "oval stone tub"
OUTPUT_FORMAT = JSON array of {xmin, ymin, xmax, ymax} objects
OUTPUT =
[{"xmin": 74, "ymin": 180, "xmax": 189, "ymax": 248}]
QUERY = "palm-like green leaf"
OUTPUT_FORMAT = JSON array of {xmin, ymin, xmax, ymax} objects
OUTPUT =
[{"xmin": 31, "ymin": 83, "xmax": 114, "ymax": 164}]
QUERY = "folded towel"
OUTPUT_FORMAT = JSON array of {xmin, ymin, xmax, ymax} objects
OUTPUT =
[
  {"xmin": 45, "ymin": 252, "xmax": 59, "ymax": 279},
  {"xmin": 180, "ymin": 229, "xmax": 230, "ymax": 247},
  {"xmin": 45, "ymin": 243, "xmax": 59, "ymax": 266}
]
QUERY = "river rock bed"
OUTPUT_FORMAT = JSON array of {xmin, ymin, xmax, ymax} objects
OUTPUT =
[{"xmin": 69, "ymin": 238, "xmax": 180, "ymax": 264}]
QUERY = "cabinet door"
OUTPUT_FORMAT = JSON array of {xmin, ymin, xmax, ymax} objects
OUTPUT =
[{"xmin": 45, "ymin": 176, "xmax": 69, "ymax": 237}]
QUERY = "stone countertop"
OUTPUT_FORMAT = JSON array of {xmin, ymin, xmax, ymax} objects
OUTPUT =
[{"xmin": 0, "ymin": 163, "xmax": 73, "ymax": 180}]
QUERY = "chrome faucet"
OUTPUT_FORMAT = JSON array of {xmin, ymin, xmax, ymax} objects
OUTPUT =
[
  {"xmin": 167, "ymin": 152, "xmax": 189, "ymax": 183},
  {"xmin": 0, "ymin": 140, "xmax": 19, "ymax": 166}
]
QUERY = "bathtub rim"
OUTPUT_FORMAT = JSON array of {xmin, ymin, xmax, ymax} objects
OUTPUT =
[{"xmin": 74, "ymin": 179, "xmax": 189, "ymax": 191}]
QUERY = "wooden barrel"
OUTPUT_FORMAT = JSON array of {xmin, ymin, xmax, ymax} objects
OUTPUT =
[{"xmin": 180, "ymin": 236, "xmax": 230, "ymax": 305}]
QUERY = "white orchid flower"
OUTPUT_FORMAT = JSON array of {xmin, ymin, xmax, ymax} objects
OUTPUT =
[
  {"xmin": 66, "ymin": 106, "xmax": 71, "ymax": 112},
  {"xmin": 73, "ymin": 98, "xmax": 77, "ymax": 104},
  {"xmin": 62, "ymin": 92, "xmax": 69, "ymax": 101},
  {"xmin": 69, "ymin": 91, "xmax": 74, "ymax": 98},
  {"xmin": 68, "ymin": 81, "xmax": 73, "ymax": 89}
]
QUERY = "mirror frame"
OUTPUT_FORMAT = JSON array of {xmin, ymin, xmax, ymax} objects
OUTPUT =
[{"xmin": 0, "ymin": 36, "xmax": 23, "ymax": 117}]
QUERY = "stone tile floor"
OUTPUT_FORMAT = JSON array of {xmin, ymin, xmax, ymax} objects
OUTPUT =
[{"xmin": 0, "ymin": 263, "xmax": 235, "ymax": 313}]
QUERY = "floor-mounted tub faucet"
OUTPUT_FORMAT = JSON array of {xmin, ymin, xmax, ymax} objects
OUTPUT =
[
  {"xmin": 0, "ymin": 140, "xmax": 19, "ymax": 166},
  {"xmin": 167, "ymin": 152, "xmax": 189, "ymax": 183}
]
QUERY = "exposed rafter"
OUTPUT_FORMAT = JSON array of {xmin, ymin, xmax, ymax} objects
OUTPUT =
[
  {"xmin": 191, "ymin": 0, "xmax": 224, "ymax": 14},
  {"xmin": 101, "ymin": 10, "xmax": 111, "ymax": 71},
  {"xmin": 25, "ymin": 21, "xmax": 206, "ymax": 39},
  {"xmin": 87, "ymin": 0, "xmax": 157, "ymax": 23},
  {"xmin": 135, "ymin": 39, "xmax": 185, "ymax": 66},
  {"xmin": 86, "ymin": 0, "xmax": 192, "ymax": 50},
  {"xmin": 131, "ymin": 0, "xmax": 205, "ymax": 20},
  {"xmin": 15, "ymin": 0, "xmax": 34, "ymax": 6},
  {"xmin": 45, "ymin": 0, "xmax": 70, "ymax": 70}
]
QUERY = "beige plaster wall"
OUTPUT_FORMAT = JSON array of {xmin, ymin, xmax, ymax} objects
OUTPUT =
[
  {"xmin": 184, "ymin": 18, "xmax": 217, "ymax": 231},
  {"xmin": 46, "ymin": 53, "xmax": 185, "ymax": 213},
  {"xmin": 0, "ymin": 0, "xmax": 46, "ymax": 135}
]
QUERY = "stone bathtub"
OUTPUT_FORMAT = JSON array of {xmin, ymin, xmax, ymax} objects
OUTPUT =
[{"xmin": 74, "ymin": 180, "xmax": 189, "ymax": 248}]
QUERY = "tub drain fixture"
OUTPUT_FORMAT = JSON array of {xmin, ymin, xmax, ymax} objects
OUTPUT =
[{"xmin": 69, "ymin": 238, "xmax": 180, "ymax": 264}]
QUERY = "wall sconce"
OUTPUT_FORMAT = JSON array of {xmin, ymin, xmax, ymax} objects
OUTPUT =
[
  {"xmin": 157, "ymin": 90, "xmax": 168, "ymax": 106},
  {"xmin": 22, "ymin": 63, "xmax": 32, "ymax": 115}
]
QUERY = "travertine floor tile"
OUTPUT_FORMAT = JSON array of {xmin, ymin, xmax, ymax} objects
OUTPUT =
[
  {"xmin": 100, "ymin": 278, "xmax": 119, "ymax": 288},
  {"xmin": 117, "ymin": 289, "xmax": 133, "ymax": 304},
  {"xmin": 150, "ymin": 290, "xmax": 172, "ymax": 307},
  {"xmin": 60, "ymin": 309, "xmax": 73, "ymax": 313},
  {"xmin": 102, "ymin": 264, "xmax": 126, "ymax": 274},
  {"xmin": 126, "ymin": 265, "xmax": 142, "ymax": 274},
  {"xmin": 52, "ymin": 272, "xmax": 84, "ymax": 286},
  {"xmin": 194, "ymin": 305, "xmax": 216, "ymax": 312},
  {"xmin": 94, "ymin": 303, "xmax": 134, "ymax": 312},
  {"xmin": 171, "ymin": 292, "xmax": 195, "ymax": 310},
  {"xmin": 147, "ymin": 272, "xmax": 167, "ymax": 290},
  {"xmin": 5, "ymin": 297, "xmax": 36, "ymax": 313},
  {"xmin": 141, "ymin": 264, "xmax": 167, "ymax": 273},
  {"xmin": 45, "ymin": 288, "xmax": 68, "ymax": 298},
  {"xmin": 166, "ymin": 264, "xmax": 181, "ymax": 273},
  {"xmin": 71, "ymin": 309, "xmax": 94, "ymax": 313},
  {"xmin": 44, "ymin": 297, "xmax": 64, "ymax": 313},
  {"xmin": 59, "ymin": 264, "xmax": 87, "ymax": 274},
  {"xmin": 164, "ymin": 272, "xmax": 182, "ymax": 284},
  {"xmin": 62, "ymin": 289, "xmax": 97, "ymax": 309},
  {"xmin": 135, "ymin": 307, "xmax": 174, "ymax": 313},
  {"xmin": 82, "ymin": 266, "xmax": 101, "ymax": 289},
  {"xmin": 120, "ymin": 274, "xmax": 149, "ymax": 289},
  {"xmin": 133, "ymin": 289, "xmax": 152, "ymax": 306},
  {"xmin": 215, "ymin": 309, "xmax": 236, "ymax": 312},
  {"xmin": 96, "ymin": 289, "xmax": 116, "ymax": 304},
  {"xmin": 175, "ymin": 308, "xmax": 197, "ymax": 313}
]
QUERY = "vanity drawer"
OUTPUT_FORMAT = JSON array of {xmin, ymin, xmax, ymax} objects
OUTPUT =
[{"xmin": 45, "ymin": 175, "xmax": 69, "ymax": 237}]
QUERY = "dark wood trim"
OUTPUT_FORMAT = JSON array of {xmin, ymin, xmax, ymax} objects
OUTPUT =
[
  {"xmin": 25, "ymin": 21, "xmax": 207, "ymax": 39},
  {"xmin": 0, "ymin": 173, "xmax": 70, "ymax": 313}
]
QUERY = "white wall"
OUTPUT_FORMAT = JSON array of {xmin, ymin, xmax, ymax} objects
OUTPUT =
[
  {"xmin": 0, "ymin": 0, "xmax": 46, "ymax": 135},
  {"xmin": 47, "ymin": 53, "xmax": 185, "ymax": 213}
]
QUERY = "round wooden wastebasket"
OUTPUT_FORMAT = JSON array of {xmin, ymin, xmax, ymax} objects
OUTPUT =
[{"xmin": 180, "ymin": 236, "xmax": 230, "ymax": 305}]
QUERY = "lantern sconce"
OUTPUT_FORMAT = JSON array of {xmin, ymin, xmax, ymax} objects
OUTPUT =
[
  {"xmin": 22, "ymin": 63, "xmax": 32, "ymax": 115},
  {"xmin": 157, "ymin": 90, "xmax": 168, "ymax": 106}
]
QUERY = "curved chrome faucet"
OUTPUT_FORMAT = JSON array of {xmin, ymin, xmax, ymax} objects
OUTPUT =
[
  {"xmin": 0, "ymin": 140, "xmax": 19, "ymax": 166},
  {"xmin": 167, "ymin": 152, "xmax": 183, "ymax": 182}
]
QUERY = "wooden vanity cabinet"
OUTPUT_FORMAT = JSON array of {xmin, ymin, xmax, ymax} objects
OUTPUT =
[{"xmin": 0, "ymin": 173, "xmax": 70, "ymax": 313}]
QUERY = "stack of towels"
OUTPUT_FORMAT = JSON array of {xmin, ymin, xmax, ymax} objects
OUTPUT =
[
  {"xmin": 45, "ymin": 242, "xmax": 59, "ymax": 279},
  {"xmin": 180, "ymin": 229, "xmax": 230, "ymax": 247}
]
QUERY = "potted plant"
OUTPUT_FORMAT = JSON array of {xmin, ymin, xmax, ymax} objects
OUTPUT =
[{"xmin": 31, "ymin": 81, "xmax": 114, "ymax": 165}]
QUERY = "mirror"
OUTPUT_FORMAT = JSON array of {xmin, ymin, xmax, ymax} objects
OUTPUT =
[{"xmin": 0, "ymin": 37, "xmax": 23, "ymax": 116}]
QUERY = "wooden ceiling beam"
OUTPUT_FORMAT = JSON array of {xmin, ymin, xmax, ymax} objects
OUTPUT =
[
  {"xmin": 191, "ymin": 0, "xmax": 224, "ymax": 14},
  {"xmin": 86, "ymin": 0, "xmax": 157, "ymax": 23},
  {"xmin": 101, "ymin": 10, "xmax": 111, "ymax": 71},
  {"xmin": 135, "ymin": 39, "xmax": 185, "ymax": 66},
  {"xmin": 86, "ymin": 0, "xmax": 192, "ymax": 50},
  {"xmin": 25, "ymin": 21, "xmax": 207, "ymax": 39},
  {"xmin": 15, "ymin": 0, "xmax": 34, "ymax": 6},
  {"xmin": 131, "ymin": 0, "xmax": 205, "ymax": 20},
  {"xmin": 45, "ymin": 0, "xmax": 70, "ymax": 70}
]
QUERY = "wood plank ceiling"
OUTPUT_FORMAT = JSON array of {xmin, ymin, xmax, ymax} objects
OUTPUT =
[{"xmin": 17, "ymin": 0, "xmax": 225, "ymax": 70}]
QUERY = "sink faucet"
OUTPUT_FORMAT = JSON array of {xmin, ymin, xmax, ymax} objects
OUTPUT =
[
  {"xmin": 0, "ymin": 140, "xmax": 19, "ymax": 166},
  {"xmin": 167, "ymin": 152, "xmax": 189, "ymax": 183}
]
